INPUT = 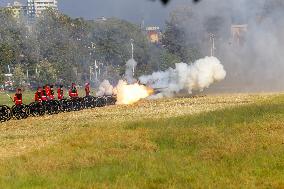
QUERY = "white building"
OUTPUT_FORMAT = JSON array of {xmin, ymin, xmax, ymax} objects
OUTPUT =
[{"xmin": 27, "ymin": 0, "xmax": 58, "ymax": 18}]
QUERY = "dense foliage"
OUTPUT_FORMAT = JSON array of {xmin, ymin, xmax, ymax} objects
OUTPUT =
[
  {"xmin": 0, "ymin": 0, "xmax": 282, "ymax": 89},
  {"xmin": 0, "ymin": 9, "xmax": 193, "ymax": 88}
]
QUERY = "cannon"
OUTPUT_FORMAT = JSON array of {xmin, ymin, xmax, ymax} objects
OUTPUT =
[
  {"xmin": 12, "ymin": 104, "xmax": 29, "ymax": 120},
  {"xmin": 0, "ymin": 95, "xmax": 118, "ymax": 123},
  {"xmin": 0, "ymin": 105, "xmax": 11, "ymax": 122},
  {"xmin": 83, "ymin": 96, "xmax": 96, "ymax": 109},
  {"xmin": 44, "ymin": 100, "xmax": 61, "ymax": 115},
  {"xmin": 70, "ymin": 97, "xmax": 84, "ymax": 111},
  {"xmin": 94, "ymin": 96, "xmax": 107, "ymax": 107},
  {"xmin": 59, "ymin": 99, "xmax": 73, "ymax": 112},
  {"xmin": 105, "ymin": 95, "xmax": 117, "ymax": 105},
  {"xmin": 29, "ymin": 102, "xmax": 46, "ymax": 117}
]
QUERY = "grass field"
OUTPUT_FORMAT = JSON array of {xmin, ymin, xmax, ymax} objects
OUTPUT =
[{"xmin": 0, "ymin": 93, "xmax": 283, "ymax": 188}]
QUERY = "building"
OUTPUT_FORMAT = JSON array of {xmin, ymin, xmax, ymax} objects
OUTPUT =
[
  {"xmin": 27, "ymin": 0, "xmax": 58, "ymax": 18},
  {"xmin": 146, "ymin": 26, "xmax": 162, "ymax": 44},
  {"xmin": 6, "ymin": 0, "xmax": 58, "ymax": 19},
  {"xmin": 96, "ymin": 16, "xmax": 107, "ymax": 21},
  {"xmin": 6, "ymin": 1, "xmax": 27, "ymax": 18}
]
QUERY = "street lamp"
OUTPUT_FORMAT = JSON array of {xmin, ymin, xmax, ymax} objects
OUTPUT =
[
  {"xmin": 130, "ymin": 39, "xmax": 134, "ymax": 60},
  {"xmin": 209, "ymin": 33, "xmax": 216, "ymax": 57},
  {"xmin": 89, "ymin": 66, "xmax": 93, "ymax": 82},
  {"xmin": 130, "ymin": 39, "xmax": 135, "ymax": 76},
  {"xmin": 88, "ymin": 42, "xmax": 96, "ymax": 81}
]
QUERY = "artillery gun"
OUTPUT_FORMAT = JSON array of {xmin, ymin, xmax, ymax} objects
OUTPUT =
[
  {"xmin": 0, "ymin": 95, "xmax": 117, "ymax": 123},
  {"xmin": 11, "ymin": 104, "xmax": 29, "ymax": 120},
  {"xmin": 0, "ymin": 105, "xmax": 11, "ymax": 122}
]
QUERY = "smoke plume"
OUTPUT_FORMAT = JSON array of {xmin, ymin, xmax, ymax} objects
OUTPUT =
[
  {"xmin": 96, "ymin": 56, "xmax": 225, "ymax": 104},
  {"xmin": 125, "ymin": 58, "xmax": 137, "ymax": 84},
  {"xmin": 172, "ymin": 0, "xmax": 284, "ymax": 92},
  {"xmin": 96, "ymin": 80, "xmax": 114, "ymax": 96},
  {"xmin": 139, "ymin": 56, "xmax": 226, "ymax": 97}
]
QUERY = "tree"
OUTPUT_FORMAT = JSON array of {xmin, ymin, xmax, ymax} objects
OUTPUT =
[
  {"xmin": 162, "ymin": 7, "xmax": 201, "ymax": 63},
  {"xmin": 0, "ymin": 8, "xmax": 166, "ymax": 86},
  {"xmin": 0, "ymin": 8, "xmax": 29, "ymax": 69},
  {"xmin": 159, "ymin": 50, "xmax": 181, "ymax": 71},
  {"xmin": 0, "ymin": 68, "xmax": 5, "ymax": 86},
  {"xmin": 13, "ymin": 64, "xmax": 26, "ymax": 88},
  {"xmin": 35, "ymin": 60, "xmax": 57, "ymax": 85},
  {"xmin": 90, "ymin": 18, "xmax": 151, "ymax": 70}
]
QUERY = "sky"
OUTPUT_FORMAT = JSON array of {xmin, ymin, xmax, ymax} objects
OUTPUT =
[{"xmin": 1, "ymin": 0, "xmax": 191, "ymax": 26}]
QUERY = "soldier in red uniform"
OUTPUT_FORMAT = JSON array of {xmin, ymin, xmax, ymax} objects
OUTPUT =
[
  {"xmin": 35, "ymin": 87, "xmax": 43, "ymax": 102},
  {"xmin": 85, "ymin": 82, "xmax": 90, "ymax": 96},
  {"xmin": 50, "ymin": 84, "xmax": 55, "ymax": 100},
  {"xmin": 57, "ymin": 85, "xmax": 64, "ymax": 100},
  {"xmin": 69, "ymin": 83, "xmax": 78, "ymax": 99},
  {"xmin": 41, "ymin": 86, "xmax": 48, "ymax": 101},
  {"xmin": 45, "ymin": 84, "xmax": 51, "ymax": 100},
  {"xmin": 14, "ymin": 88, "xmax": 23, "ymax": 106}
]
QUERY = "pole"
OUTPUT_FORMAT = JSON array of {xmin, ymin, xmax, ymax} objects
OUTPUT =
[
  {"xmin": 210, "ymin": 33, "xmax": 216, "ymax": 57},
  {"xmin": 212, "ymin": 36, "xmax": 215, "ymax": 57},
  {"xmin": 130, "ymin": 39, "xmax": 135, "ymax": 76},
  {"xmin": 6, "ymin": 93, "xmax": 14, "ymax": 103},
  {"xmin": 131, "ymin": 42, "xmax": 134, "ymax": 59},
  {"xmin": 89, "ymin": 66, "xmax": 92, "ymax": 82},
  {"xmin": 98, "ymin": 63, "xmax": 101, "ymax": 77},
  {"xmin": 95, "ymin": 60, "xmax": 98, "ymax": 80}
]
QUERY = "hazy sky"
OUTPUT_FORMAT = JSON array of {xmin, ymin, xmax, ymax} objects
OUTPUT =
[{"xmin": 1, "ymin": 0, "xmax": 190, "ymax": 26}]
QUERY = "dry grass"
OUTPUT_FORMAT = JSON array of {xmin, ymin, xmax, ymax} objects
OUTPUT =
[
  {"xmin": 0, "ymin": 94, "xmax": 262, "ymax": 159},
  {"xmin": 0, "ymin": 93, "xmax": 283, "ymax": 188}
]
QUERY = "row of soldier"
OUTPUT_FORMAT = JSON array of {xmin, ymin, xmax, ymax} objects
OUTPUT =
[{"xmin": 13, "ymin": 82, "xmax": 91, "ymax": 106}]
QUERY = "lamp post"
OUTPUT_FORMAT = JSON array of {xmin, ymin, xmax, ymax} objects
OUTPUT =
[
  {"xmin": 88, "ymin": 42, "xmax": 96, "ymax": 82},
  {"xmin": 130, "ymin": 38, "xmax": 134, "ymax": 60},
  {"xmin": 209, "ymin": 33, "xmax": 216, "ymax": 57},
  {"xmin": 130, "ymin": 39, "xmax": 135, "ymax": 76},
  {"xmin": 89, "ymin": 66, "xmax": 93, "ymax": 82},
  {"xmin": 7, "ymin": 65, "xmax": 11, "ymax": 74},
  {"xmin": 94, "ymin": 60, "xmax": 98, "ymax": 80}
]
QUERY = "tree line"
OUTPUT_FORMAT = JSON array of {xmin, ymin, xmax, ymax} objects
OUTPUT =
[
  {"xmin": 0, "ymin": 8, "xmax": 197, "ymax": 89},
  {"xmin": 2, "ymin": 0, "xmax": 279, "ymax": 89}
]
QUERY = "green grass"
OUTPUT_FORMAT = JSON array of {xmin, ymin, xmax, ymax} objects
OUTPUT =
[
  {"xmin": 0, "ymin": 90, "xmax": 34, "ymax": 107},
  {"xmin": 0, "ymin": 94, "xmax": 283, "ymax": 188}
]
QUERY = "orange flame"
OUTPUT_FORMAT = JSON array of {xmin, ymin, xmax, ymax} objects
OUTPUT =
[{"xmin": 115, "ymin": 80, "xmax": 153, "ymax": 105}]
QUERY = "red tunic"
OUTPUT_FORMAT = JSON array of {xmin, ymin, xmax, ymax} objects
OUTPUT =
[
  {"xmin": 57, "ymin": 88, "xmax": 64, "ymax": 100},
  {"xmin": 50, "ymin": 87, "xmax": 55, "ymax": 100},
  {"xmin": 45, "ymin": 86, "xmax": 51, "ymax": 97},
  {"xmin": 14, "ymin": 94, "xmax": 22, "ymax": 105},
  {"xmin": 49, "ymin": 95, "xmax": 54, "ymax": 100},
  {"xmin": 41, "ymin": 89, "xmax": 48, "ymax": 101},
  {"xmin": 69, "ymin": 87, "xmax": 78, "ymax": 98},
  {"xmin": 85, "ymin": 85, "xmax": 90, "ymax": 96},
  {"xmin": 35, "ymin": 91, "xmax": 42, "ymax": 102}
]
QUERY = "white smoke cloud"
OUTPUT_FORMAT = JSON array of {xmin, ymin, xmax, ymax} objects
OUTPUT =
[
  {"xmin": 171, "ymin": 0, "xmax": 284, "ymax": 92},
  {"xmin": 96, "ymin": 80, "xmax": 114, "ymax": 96},
  {"xmin": 96, "ymin": 56, "xmax": 226, "ymax": 103},
  {"xmin": 139, "ymin": 56, "xmax": 226, "ymax": 97},
  {"xmin": 125, "ymin": 58, "xmax": 137, "ymax": 84}
]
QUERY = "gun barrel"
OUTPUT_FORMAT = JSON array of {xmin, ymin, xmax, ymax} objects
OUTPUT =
[{"xmin": 6, "ymin": 94, "xmax": 14, "ymax": 102}]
